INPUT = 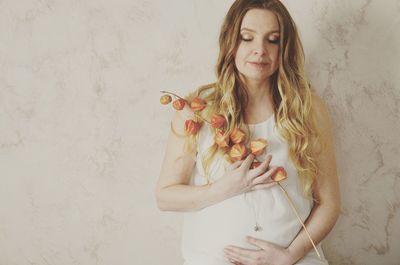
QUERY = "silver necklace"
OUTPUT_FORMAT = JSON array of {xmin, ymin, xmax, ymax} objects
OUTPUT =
[
  {"xmin": 246, "ymin": 129, "xmax": 265, "ymax": 232},
  {"xmin": 245, "ymin": 191, "xmax": 263, "ymax": 232}
]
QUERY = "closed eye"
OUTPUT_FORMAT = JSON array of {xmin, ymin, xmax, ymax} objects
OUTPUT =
[
  {"xmin": 242, "ymin": 38, "xmax": 252, "ymax": 42},
  {"xmin": 241, "ymin": 37, "xmax": 280, "ymax": 44},
  {"xmin": 269, "ymin": 38, "xmax": 280, "ymax": 44}
]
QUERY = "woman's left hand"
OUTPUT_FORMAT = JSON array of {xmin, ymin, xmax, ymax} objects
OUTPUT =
[{"xmin": 223, "ymin": 236, "xmax": 295, "ymax": 265}]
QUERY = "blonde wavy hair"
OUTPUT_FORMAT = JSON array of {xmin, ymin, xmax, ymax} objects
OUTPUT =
[{"xmin": 177, "ymin": 0, "xmax": 321, "ymax": 203}]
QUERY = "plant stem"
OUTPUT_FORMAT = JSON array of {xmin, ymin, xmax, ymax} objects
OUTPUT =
[
  {"xmin": 277, "ymin": 182, "xmax": 322, "ymax": 260},
  {"xmin": 160, "ymin": 90, "xmax": 185, "ymax": 100},
  {"xmin": 194, "ymin": 113, "xmax": 211, "ymax": 125},
  {"xmin": 160, "ymin": 90, "xmax": 211, "ymax": 125}
]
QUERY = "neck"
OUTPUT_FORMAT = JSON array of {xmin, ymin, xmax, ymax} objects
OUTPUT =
[
  {"xmin": 240, "ymin": 76, "xmax": 275, "ymax": 123},
  {"xmin": 243, "ymin": 77, "xmax": 272, "ymax": 105}
]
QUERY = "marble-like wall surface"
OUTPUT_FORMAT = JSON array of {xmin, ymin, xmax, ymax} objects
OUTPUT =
[
  {"xmin": 0, "ymin": 0, "xmax": 399, "ymax": 264},
  {"xmin": 287, "ymin": 1, "xmax": 400, "ymax": 265}
]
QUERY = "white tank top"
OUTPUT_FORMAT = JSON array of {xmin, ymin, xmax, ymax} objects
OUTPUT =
[{"xmin": 181, "ymin": 114, "xmax": 329, "ymax": 265}]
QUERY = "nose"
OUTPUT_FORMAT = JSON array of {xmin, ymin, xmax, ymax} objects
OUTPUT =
[{"xmin": 253, "ymin": 40, "xmax": 267, "ymax": 56}]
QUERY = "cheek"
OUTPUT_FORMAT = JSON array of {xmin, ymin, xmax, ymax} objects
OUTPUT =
[
  {"xmin": 235, "ymin": 47, "xmax": 245, "ymax": 61},
  {"xmin": 234, "ymin": 48, "xmax": 246, "ymax": 68},
  {"xmin": 271, "ymin": 46, "xmax": 280, "ymax": 60},
  {"xmin": 270, "ymin": 48, "xmax": 280, "ymax": 67}
]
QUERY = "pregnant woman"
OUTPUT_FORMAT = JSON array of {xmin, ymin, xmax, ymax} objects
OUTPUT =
[{"xmin": 156, "ymin": 0, "xmax": 341, "ymax": 264}]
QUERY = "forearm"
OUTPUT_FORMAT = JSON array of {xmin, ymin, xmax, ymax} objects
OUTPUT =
[
  {"xmin": 288, "ymin": 203, "xmax": 340, "ymax": 263},
  {"xmin": 156, "ymin": 182, "xmax": 228, "ymax": 212}
]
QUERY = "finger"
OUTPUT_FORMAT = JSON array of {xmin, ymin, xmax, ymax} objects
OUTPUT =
[
  {"xmin": 228, "ymin": 160, "xmax": 244, "ymax": 170},
  {"xmin": 249, "ymin": 154, "xmax": 272, "ymax": 177},
  {"xmin": 225, "ymin": 246, "xmax": 258, "ymax": 257},
  {"xmin": 228, "ymin": 258, "xmax": 242, "ymax": 265},
  {"xmin": 252, "ymin": 181, "xmax": 278, "ymax": 190},
  {"xmin": 224, "ymin": 247, "xmax": 253, "ymax": 264},
  {"xmin": 251, "ymin": 166, "xmax": 279, "ymax": 185},
  {"xmin": 224, "ymin": 250, "xmax": 243, "ymax": 264},
  {"xmin": 238, "ymin": 154, "xmax": 255, "ymax": 170},
  {"xmin": 246, "ymin": 236, "xmax": 271, "ymax": 249}
]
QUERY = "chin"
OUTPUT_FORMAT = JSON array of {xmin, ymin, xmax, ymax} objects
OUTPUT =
[{"xmin": 242, "ymin": 71, "xmax": 271, "ymax": 81}]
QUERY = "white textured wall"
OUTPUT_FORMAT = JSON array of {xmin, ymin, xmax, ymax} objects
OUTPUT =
[{"xmin": 0, "ymin": 1, "xmax": 399, "ymax": 265}]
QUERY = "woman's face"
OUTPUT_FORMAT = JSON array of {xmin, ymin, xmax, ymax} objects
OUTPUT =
[{"xmin": 234, "ymin": 8, "xmax": 280, "ymax": 82}]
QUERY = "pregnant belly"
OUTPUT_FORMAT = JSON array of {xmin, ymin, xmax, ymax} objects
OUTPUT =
[{"xmin": 182, "ymin": 190, "xmax": 308, "ymax": 263}]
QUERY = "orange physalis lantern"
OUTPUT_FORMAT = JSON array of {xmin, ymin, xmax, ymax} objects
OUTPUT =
[
  {"xmin": 160, "ymin": 95, "xmax": 172, "ymax": 105},
  {"xmin": 250, "ymin": 160, "xmax": 262, "ymax": 169},
  {"xmin": 272, "ymin": 166, "xmax": 288, "ymax": 182},
  {"xmin": 230, "ymin": 128, "xmax": 246, "ymax": 144},
  {"xmin": 214, "ymin": 129, "xmax": 230, "ymax": 148},
  {"xmin": 229, "ymin": 143, "xmax": 247, "ymax": 162},
  {"xmin": 211, "ymin": 114, "xmax": 225, "ymax": 129},
  {"xmin": 250, "ymin": 138, "xmax": 268, "ymax": 156},
  {"xmin": 184, "ymin": 120, "xmax": 201, "ymax": 135},
  {"xmin": 172, "ymin": 98, "xmax": 186, "ymax": 110},
  {"xmin": 190, "ymin": 97, "xmax": 206, "ymax": 111}
]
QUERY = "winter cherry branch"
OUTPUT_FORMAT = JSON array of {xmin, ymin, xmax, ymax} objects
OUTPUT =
[{"xmin": 159, "ymin": 90, "xmax": 269, "ymax": 165}]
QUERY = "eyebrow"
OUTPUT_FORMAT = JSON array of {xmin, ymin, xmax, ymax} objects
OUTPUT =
[{"xmin": 240, "ymin": 27, "xmax": 280, "ymax": 34}]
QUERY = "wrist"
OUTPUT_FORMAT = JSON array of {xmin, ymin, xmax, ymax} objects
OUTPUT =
[
  {"xmin": 286, "ymin": 246, "xmax": 299, "ymax": 265},
  {"xmin": 209, "ymin": 178, "xmax": 235, "ymax": 203},
  {"xmin": 205, "ymin": 180, "xmax": 227, "ymax": 206}
]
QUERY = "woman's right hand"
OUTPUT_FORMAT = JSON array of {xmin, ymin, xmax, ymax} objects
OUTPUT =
[{"xmin": 215, "ymin": 154, "xmax": 279, "ymax": 198}]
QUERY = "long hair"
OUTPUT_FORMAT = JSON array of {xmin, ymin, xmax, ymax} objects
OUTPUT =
[{"xmin": 180, "ymin": 0, "xmax": 321, "ymax": 203}]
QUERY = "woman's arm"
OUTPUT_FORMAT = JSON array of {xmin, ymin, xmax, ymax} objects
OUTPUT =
[
  {"xmin": 155, "ymin": 104, "xmax": 214, "ymax": 211},
  {"xmin": 287, "ymin": 95, "xmax": 342, "ymax": 262}
]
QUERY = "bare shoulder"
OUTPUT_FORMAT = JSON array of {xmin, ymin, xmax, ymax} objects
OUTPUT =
[
  {"xmin": 157, "ymin": 95, "xmax": 197, "ymax": 190},
  {"xmin": 311, "ymin": 94, "xmax": 334, "ymax": 133},
  {"xmin": 172, "ymin": 104, "xmax": 196, "ymax": 133},
  {"xmin": 310, "ymin": 93, "xmax": 335, "ymax": 154},
  {"xmin": 311, "ymin": 94, "xmax": 331, "ymax": 121}
]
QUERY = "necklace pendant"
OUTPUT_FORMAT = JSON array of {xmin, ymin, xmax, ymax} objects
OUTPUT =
[{"xmin": 254, "ymin": 224, "xmax": 262, "ymax": 232}]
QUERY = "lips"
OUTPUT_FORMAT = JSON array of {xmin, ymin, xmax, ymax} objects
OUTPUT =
[
  {"xmin": 248, "ymin": 61, "xmax": 267, "ymax": 65},
  {"xmin": 248, "ymin": 61, "xmax": 268, "ymax": 69}
]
